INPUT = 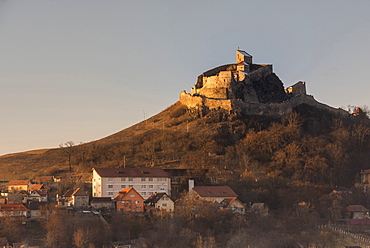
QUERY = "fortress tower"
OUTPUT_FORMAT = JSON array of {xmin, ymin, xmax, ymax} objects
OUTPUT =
[{"xmin": 179, "ymin": 50, "xmax": 316, "ymax": 117}]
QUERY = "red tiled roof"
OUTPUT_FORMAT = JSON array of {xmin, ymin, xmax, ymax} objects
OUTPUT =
[
  {"xmin": 193, "ymin": 186, "xmax": 238, "ymax": 198},
  {"xmin": 93, "ymin": 168, "xmax": 170, "ymax": 178},
  {"xmin": 114, "ymin": 187, "xmax": 141, "ymax": 200},
  {"xmin": 347, "ymin": 205, "xmax": 369, "ymax": 212},
  {"xmin": 8, "ymin": 180, "xmax": 30, "ymax": 186},
  {"xmin": 0, "ymin": 204, "xmax": 29, "ymax": 211},
  {"xmin": 29, "ymin": 184, "xmax": 43, "ymax": 190}
]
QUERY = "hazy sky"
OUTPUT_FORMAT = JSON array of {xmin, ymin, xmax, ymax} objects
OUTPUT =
[{"xmin": 1, "ymin": 0, "xmax": 370, "ymax": 155}]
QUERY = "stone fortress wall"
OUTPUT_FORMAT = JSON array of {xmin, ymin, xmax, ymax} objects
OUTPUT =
[{"xmin": 180, "ymin": 50, "xmax": 350, "ymax": 118}]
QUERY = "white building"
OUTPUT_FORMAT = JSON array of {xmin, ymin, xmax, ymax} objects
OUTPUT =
[{"xmin": 92, "ymin": 167, "xmax": 171, "ymax": 199}]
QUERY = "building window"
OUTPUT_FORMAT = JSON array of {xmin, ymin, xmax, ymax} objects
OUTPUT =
[
  {"xmin": 163, "ymin": 196, "xmax": 168, "ymax": 201},
  {"xmin": 141, "ymin": 185, "xmax": 146, "ymax": 189},
  {"xmin": 121, "ymin": 201, "xmax": 125, "ymax": 204},
  {"xmin": 148, "ymin": 178, "xmax": 153, "ymax": 182},
  {"xmin": 121, "ymin": 178, "xmax": 126, "ymax": 182},
  {"xmin": 142, "ymin": 192, "xmax": 146, "ymax": 196},
  {"xmin": 128, "ymin": 185, "xmax": 133, "ymax": 188},
  {"xmin": 162, "ymin": 203, "xmax": 167, "ymax": 207},
  {"xmin": 121, "ymin": 185, "xmax": 126, "ymax": 188},
  {"xmin": 130, "ymin": 194, "xmax": 135, "ymax": 197},
  {"xmin": 141, "ymin": 178, "xmax": 146, "ymax": 182},
  {"xmin": 108, "ymin": 185, "xmax": 113, "ymax": 189},
  {"xmin": 135, "ymin": 201, "xmax": 140, "ymax": 204},
  {"xmin": 149, "ymin": 185, "xmax": 153, "ymax": 189},
  {"xmin": 128, "ymin": 178, "xmax": 133, "ymax": 181},
  {"xmin": 149, "ymin": 192, "xmax": 153, "ymax": 195},
  {"xmin": 108, "ymin": 192, "xmax": 113, "ymax": 196},
  {"xmin": 108, "ymin": 178, "xmax": 113, "ymax": 182}
]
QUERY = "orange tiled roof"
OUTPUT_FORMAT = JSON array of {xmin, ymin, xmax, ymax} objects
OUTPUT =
[
  {"xmin": 8, "ymin": 180, "xmax": 30, "ymax": 186},
  {"xmin": 0, "ymin": 204, "xmax": 29, "ymax": 211},
  {"xmin": 28, "ymin": 184, "xmax": 43, "ymax": 190}
]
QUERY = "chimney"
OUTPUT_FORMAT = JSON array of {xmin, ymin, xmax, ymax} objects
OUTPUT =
[{"xmin": 188, "ymin": 179, "xmax": 195, "ymax": 192}]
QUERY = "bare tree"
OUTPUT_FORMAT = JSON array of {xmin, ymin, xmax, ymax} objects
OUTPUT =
[{"xmin": 59, "ymin": 141, "xmax": 75, "ymax": 171}]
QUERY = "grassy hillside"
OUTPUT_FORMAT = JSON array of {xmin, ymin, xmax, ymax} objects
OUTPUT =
[{"xmin": 1, "ymin": 101, "xmax": 369, "ymax": 186}]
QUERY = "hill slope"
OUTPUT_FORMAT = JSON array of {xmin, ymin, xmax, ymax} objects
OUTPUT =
[{"xmin": 1, "ymin": 100, "xmax": 369, "ymax": 188}]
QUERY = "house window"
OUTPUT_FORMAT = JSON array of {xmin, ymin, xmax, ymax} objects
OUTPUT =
[
  {"xmin": 128, "ymin": 178, "xmax": 133, "ymax": 181},
  {"xmin": 121, "ymin": 178, "xmax": 126, "ymax": 182},
  {"xmin": 130, "ymin": 194, "xmax": 135, "ymax": 197},
  {"xmin": 163, "ymin": 196, "xmax": 168, "ymax": 201},
  {"xmin": 142, "ymin": 192, "xmax": 146, "ymax": 196},
  {"xmin": 108, "ymin": 185, "xmax": 113, "ymax": 189},
  {"xmin": 141, "ymin": 178, "xmax": 146, "ymax": 182},
  {"xmin": 108, "ymin": 178, "xmax": 113, "ymax": 182},
  {"xmin": 141, "ymin": 185, "xmax": 146, "ymax": 189},
  {"xmin": 135, "ymin": 201, "xmax": 140, "ymax": 204},
  {"xmin": 121, "ymin": 185, "xmax": 126, "ymax": 188},
  {"xmin": 148, "ymin": 178, "xmax": 153, "ymax": 182},
  {"xmin": 149, "ymin": 185, "xmax": 153, "ymax": 189},
  {"xmin": 121, "ymin": 201, "xmax": 125, "ymax": 204},
  {"xmin": 108, "ymin": 192, "xmax": 113, "ymax": 196},
  {"xmin": 162, "ymin": 203, "xmax": 167, "ymax": 207}
]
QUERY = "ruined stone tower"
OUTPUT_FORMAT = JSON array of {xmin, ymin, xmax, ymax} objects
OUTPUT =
[{"xmin": 179, "ymin": 50, "xmax": 348, "ymax": 118}]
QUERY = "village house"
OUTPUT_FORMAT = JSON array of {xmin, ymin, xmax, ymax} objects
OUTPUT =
[
  {"xmin": 361, "ymin": 169, "xmax": 370, "ymax": 192},
  {"xmin": 144, "ymin": 192, "xmax": 174, "ymax": 213},
  {"xmin": 189, "ymin": 185, "xmax": 239, "ymax": 203},
  {"xmin": 347, "ymin": 205, "xmax": 370, "ymax": 224},
  {"xmin": 92, "ymin": 167, "xmax": 171, "ymax": 199},
  {"xmin": 221, "ymin": 197, "xmax": 245, "ymax": 214},
  {"xmin": 7, "ymin": 180, "xmax": 31, "ymax": 192},
  {"xmin": 114, "ymin": 187, "xmax": 144, "ymax": 212},
  {"xmin": 58, "ymin": 188, "xmax": 89, "ymax": 208},
  {"xmin": 0, "ymin": 204, "xmax": 29, "ymax": 218},
  {"xmin": 26, "ymin": 190, "xmax": 48, "ymax": 202}
]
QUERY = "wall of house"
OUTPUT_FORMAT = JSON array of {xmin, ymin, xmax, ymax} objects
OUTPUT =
[
  {"xmin": 91, "ymin": 201, "xmax": 115, "ymax": 210},
  {"xmin": 73, "ymin": 196, "xmax": 89, "ymax": 207},
  {"xmin": 116, "ymin": 193, "xmax": 144, "ymax": 212},
  {"xmin": 155, "ymin": 196, "xmax": 174, "ymax": 212},
  {"xmin": 93, "ymin": 171, "xmax": 171, "ymax": 199}
]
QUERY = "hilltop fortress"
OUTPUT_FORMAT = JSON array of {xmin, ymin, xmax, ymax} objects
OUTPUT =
[{"xmin": 180, "ymin": 50, "xmax": 349, "ymax": 118}]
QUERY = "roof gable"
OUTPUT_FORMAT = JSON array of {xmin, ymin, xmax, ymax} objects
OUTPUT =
[
  {"xmin": 114, "ymin": 187, "xmax": 143, "ymax": 201},
  {"xmin": 144, "ymin": 193, "xmax": 170, "ymax": 204}
]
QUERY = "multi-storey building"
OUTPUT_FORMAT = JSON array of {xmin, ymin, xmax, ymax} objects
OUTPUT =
[{"xmin": 92, "ymin": 167, "xmax": 171, "ymax": 199}]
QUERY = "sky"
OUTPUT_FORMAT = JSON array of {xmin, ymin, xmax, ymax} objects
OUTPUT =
[{"xmin": 0, "ymin": 0, "xmax": 370, "ymax": 155}]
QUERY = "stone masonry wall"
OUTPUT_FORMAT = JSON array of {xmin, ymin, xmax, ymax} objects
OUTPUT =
[{"xmin": 180, "ymin": 90, "xmax": 349, "ymax": 118}]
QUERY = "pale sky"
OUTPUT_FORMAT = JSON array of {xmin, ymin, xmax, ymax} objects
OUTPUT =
[{"xmin": 1, "ymin": 0, "xmax": 370, "ymax": 155}]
